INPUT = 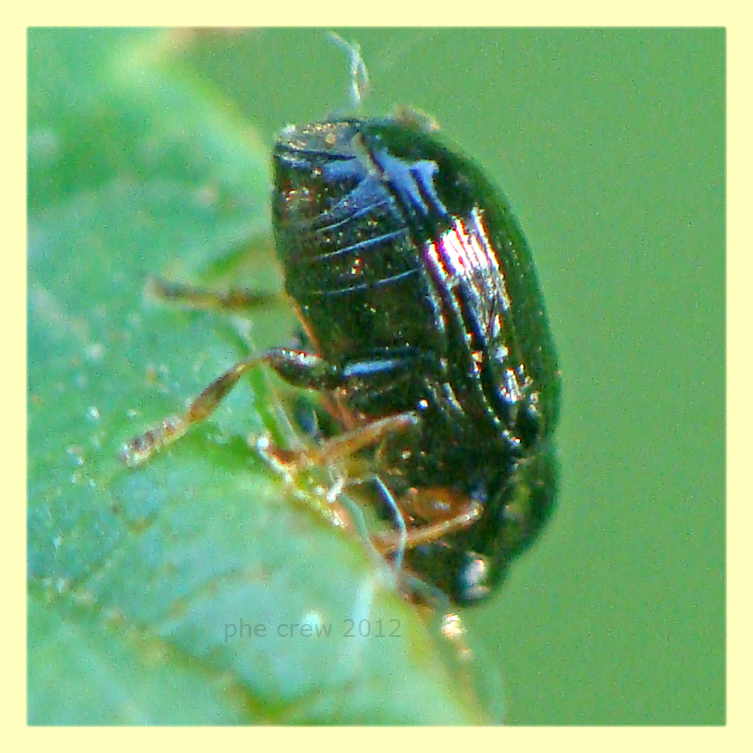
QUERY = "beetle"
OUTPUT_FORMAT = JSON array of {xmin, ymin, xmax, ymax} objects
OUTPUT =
[{"xmin": 122, "ymin": 108, "xmax": 560, "ymax": 606}]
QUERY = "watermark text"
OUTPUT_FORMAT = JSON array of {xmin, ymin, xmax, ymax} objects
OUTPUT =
[{"xmin": 223, "ymin": 618, "xmax": 401, "ymax": 642}]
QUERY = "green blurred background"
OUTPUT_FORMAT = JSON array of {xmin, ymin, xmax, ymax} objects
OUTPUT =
[{"xmin": 29, "ymin": 28, "xmax": 725, "ymax": 724}]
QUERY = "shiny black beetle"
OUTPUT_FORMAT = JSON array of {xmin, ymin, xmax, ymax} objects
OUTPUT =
[{"xmin": 123, "ymin": 110, "xmax": 560, "ymax": 606}]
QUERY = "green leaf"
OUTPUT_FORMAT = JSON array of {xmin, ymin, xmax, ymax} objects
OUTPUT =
[{"xmin": 28, "ymin": 28, "xmax": 489, "ymax": 725}]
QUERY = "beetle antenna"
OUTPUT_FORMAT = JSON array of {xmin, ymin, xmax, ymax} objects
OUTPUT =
[{"xmin": 328, "ymin": 31, "xmax": 370, "ymax": 111}]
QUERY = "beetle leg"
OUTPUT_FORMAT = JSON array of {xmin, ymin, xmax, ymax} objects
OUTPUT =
[
  {"xmin": 372, "ymin": 494, "xmax": 484, "ymax": 555},
  {"xmin": 120, "ymin": 343, "xmax": 418, "ymax": 468},
  {"xmin": 258, "ymin": 411, "xmax": 419, "ymax": 471},
  {"xmin": 120, "ymin": 355, "xmax": 264, "ymax": 466},
  {"xmin": 119, "ymin": 345, "xmax": 330, "ymax": 466},
  {"xmin": 147, "ymin": 276, "xmax": 284, "ymax": 313},
  {"xmin": 262, "ymin": 346, "xmax": 343, "ymax": 390},
  {"xmin": 119, "ymin": 344, "xmax": 341, "ymax": 467}
]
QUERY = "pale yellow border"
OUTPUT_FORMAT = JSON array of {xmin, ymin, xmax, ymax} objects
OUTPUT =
[{"xmin": 16, "ymin": 4, "xmax": 749, "ymax": 748}]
